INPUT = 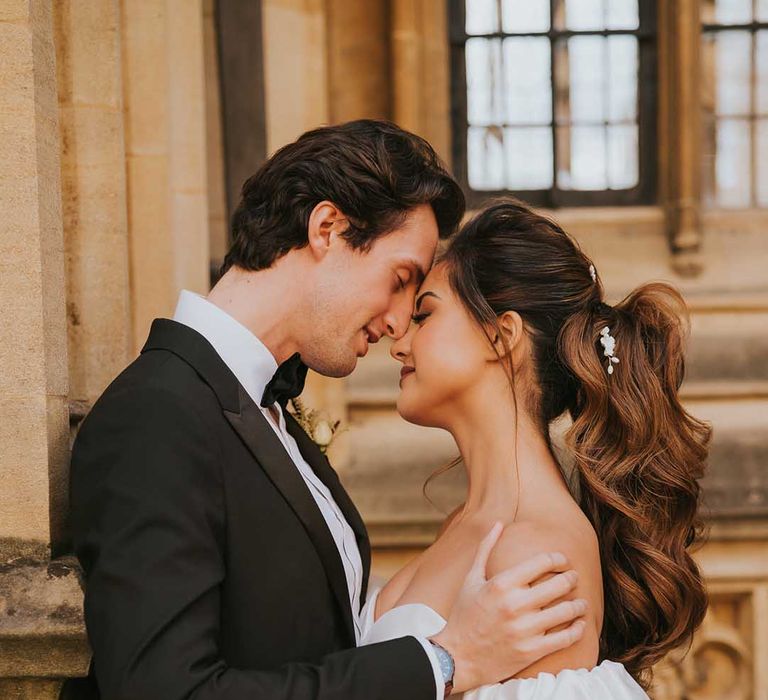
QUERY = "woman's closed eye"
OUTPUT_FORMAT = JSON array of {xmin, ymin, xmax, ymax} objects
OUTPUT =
[{"xmin": 411, "ymin": 312, "xmax": 430, "ymax": 325}]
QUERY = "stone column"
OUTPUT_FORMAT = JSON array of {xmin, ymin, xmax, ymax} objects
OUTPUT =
[
  {"xmin": 122, "ymin": 0, "xmax": 210, "ymax": 353},
  {"xmin": 658, "ymin": 0, "xmax": 703, "ymax": 275},
  {"xmin": 326, "ymin": 0, "xmax": 390, "ymax": 123},
  {"xmin": 203, "ymin": 0, "xmax": 229, "ymax": 274},
  {"xmin": 54, "ymin": 0, "xmax": 132, "ymax": 408},
  {"xmin": 390, "ymin": 0, "xmax": 452, "ymax": 164},
  {"xmin": 0, "ymin": 0, "xmax": 69, "ymax": 559},
  {"xmin": 262, "ymin": 0, "xmax": 329, "ymax": 152},
  {"xmin": 167, "ymin": 0, "xmax": 210, "ymax": 300},
  {"xmin": 0, "ymin": 1, "xmax": 90, "ymax": 696}
]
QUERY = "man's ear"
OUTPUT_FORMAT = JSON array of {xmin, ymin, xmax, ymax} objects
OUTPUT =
[
  {"xmin": 307, "ymin": 201, "xmax": 349, "ymax": 259},
  {"xmin": 491, "ymin": 310, "xmax": 524, "ymax": 358}
]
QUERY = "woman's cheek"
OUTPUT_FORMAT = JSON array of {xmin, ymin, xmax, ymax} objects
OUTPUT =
[{"xmin": 412, "ymin": 326, "xmax": 476, "ymax": 401}]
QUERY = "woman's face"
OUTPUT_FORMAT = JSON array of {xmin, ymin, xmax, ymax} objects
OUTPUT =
[{"xmin": 389, "ymin": 263, "xmax": 495, "ymax": 427}]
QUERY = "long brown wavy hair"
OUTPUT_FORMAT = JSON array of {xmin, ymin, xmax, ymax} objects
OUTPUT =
[{"xmin": 438, "ymin": 199, "xmax": 710, "ymax": 687}]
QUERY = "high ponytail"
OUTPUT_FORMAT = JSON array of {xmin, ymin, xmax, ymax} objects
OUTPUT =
[
  {"xmin": 441, "ymin": 199, "xmax": 710, "ymax": 688},
  {"xmin": 559, "ymin": 283, "xmax": 710, "ymax": 686}
]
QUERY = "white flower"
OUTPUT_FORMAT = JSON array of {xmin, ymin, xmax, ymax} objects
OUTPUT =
[
  {"xmin": 313, "ymin": 420, "xmax": 334, "ymax": 447},
  {"xmin": 599, "ymin": 327, "xmax": 619, "ymax": 376}
]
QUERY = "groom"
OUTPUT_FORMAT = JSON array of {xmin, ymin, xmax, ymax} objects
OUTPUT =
[{"xmin": 69, "ymin": 120, "xmax": 586, "ymax": 699}]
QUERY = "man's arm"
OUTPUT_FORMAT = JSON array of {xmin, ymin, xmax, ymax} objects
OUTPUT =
[{"xmin": 71, "ymin": 386, "xmax": 436, "ymax": 700}]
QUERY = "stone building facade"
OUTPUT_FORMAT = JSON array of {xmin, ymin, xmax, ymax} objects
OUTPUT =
[{"xmin": 0, "ymin": 1, "xmax": 766, "ymax": 699}]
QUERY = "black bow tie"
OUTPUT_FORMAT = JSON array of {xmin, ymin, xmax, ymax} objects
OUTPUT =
[{"xmin": 260, "ymin": 352, "xmax": 308, "ymax": 408}]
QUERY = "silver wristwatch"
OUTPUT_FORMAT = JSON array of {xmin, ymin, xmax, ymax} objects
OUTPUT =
[{"xmin": 429, "ymin": 640, "xmax": 455, "ymax": 697}]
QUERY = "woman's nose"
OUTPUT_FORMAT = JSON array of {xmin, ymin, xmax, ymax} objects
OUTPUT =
[{"xmin": 389, "ymin": 324, "xmax": 413, "ymax": 362}]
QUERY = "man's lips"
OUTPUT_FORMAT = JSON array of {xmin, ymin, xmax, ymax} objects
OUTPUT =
[{"xmin": 400, "ymin": 366, "xmax": 415, "ymax": 380}]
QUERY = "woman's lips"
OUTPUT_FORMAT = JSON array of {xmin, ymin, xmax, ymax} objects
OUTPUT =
[{"xmin": 400, "ymin": 366, "xmax": 415, "ymax": 380}]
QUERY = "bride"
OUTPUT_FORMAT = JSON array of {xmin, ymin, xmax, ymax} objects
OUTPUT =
[{"xmin": 359, "ymin": 199, "xmax": 710, "ymax": 698}]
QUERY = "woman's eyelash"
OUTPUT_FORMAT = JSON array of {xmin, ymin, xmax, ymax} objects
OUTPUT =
[{"xmin": 411, "ymin": 312, "xmax": 429, "ymax": 324}]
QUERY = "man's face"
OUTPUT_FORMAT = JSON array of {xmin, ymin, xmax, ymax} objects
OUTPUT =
[{"xmin": 303, "ymin": 204, "xmax": 439, "ymax": 378}]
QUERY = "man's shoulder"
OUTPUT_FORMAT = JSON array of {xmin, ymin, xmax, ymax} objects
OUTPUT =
[{"xmin": 86, "ymin": 348, "xmax": 222, "ymax": 428}]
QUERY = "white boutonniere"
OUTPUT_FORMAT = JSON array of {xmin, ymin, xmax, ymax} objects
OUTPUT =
[{"xmin": 289, "ymin": 397, "xmax": 343, "ymax": 454}]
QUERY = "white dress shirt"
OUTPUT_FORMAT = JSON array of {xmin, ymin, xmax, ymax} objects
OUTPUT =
[{"xmin": 172, "ymin": 291, "xmax": 444, "ymax": 698}]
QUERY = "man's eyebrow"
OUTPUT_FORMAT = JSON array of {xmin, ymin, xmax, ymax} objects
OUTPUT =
[
  {"xmin": 415, "ymin": 291, "xmax": 440, "ymax": 311},
  {"xmin": 406, "ymin": 259, "xmax": 428, "ymax": 286}
]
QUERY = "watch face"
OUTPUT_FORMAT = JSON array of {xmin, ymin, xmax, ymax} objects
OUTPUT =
[{"xmin": 432, "ymin": 641, "xmax": 455, "ymax": 683}]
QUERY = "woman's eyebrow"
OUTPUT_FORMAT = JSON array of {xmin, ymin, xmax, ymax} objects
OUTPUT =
[{"xmin": 415, "ymin": 291, "xmax": 440, "ymax": 311}]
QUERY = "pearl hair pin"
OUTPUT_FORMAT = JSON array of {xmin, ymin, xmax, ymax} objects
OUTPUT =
[
  {"xmin": 589, "ymin": 264, "xmax": 597, "ymax": 283},
  {"xmin": 600, "ymin": 326, "xmax": 620, "ymax": 375}
]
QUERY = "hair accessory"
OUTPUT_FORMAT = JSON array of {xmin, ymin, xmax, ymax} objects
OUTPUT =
[
  {"xmin": 599, "ymin": 326, "xmax": 620, "ymax": 375},
  {"xmin": 589, "ymin": 264, "xmax": 597, "ymax": 283}
]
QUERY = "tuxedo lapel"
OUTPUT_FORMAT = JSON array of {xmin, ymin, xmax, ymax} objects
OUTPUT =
[
  {"xmin": 284, "ymin": 412, "xmax": 372, "ymax": 607},
  {"xmin": 141, "ymin": 319, "xmax": 367, "ymax": 633},
  {"xmin": 224, "ymin": 385, "xmax": 357, "ymax": 644}
]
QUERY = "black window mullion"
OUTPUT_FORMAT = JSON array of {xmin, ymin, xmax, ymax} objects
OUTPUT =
[{"xmin": 550, "ymin": 0, "xmax": 560, "ymax": 208}]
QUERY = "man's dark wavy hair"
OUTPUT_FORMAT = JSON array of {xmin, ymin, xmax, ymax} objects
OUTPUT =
[{"xmin": 221, "ymin": 119, "xmax": 465, "ymax": 274}]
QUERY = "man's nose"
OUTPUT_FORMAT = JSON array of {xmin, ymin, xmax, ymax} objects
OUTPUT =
[
  {"xmin": 389, "ymin": 325, "xmax": 413, "ymax": 362},
  {"xmin": 382, "ymin": 296, "xmax": 413, "ymax": 341}
]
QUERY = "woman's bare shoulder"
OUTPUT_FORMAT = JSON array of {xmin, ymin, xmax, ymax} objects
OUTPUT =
[
  {"xmin": 486, "ymin": 518, "xmax": 600, "ymax": 582},
  {"xmin": 485, "ymin": 518, "xmax": 604, "ymax": 679}
]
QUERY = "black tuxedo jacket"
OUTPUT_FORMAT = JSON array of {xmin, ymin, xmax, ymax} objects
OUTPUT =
[{"xmin": 69, "ymin": 319, "xmax": 435, "ymax": 699}]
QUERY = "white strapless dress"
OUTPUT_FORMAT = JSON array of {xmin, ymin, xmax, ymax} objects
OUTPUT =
[{"xmin": 359, "ymin": 588, "xmax": 649, "ymax": 699}]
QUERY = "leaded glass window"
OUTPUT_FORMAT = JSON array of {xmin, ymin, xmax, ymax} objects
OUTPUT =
[
  {"xmin": 702, "ymin": 0, "xmax": 768, "ymax": 207},
  {"xmin": 450, "ymin": 0, "xmax": 657, "ymax": 207}
]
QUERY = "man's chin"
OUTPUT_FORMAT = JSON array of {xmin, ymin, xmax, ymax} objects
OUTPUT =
[{"xmin": 306, "ymin": 352, "xmax": 358, "ymax": 379}]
